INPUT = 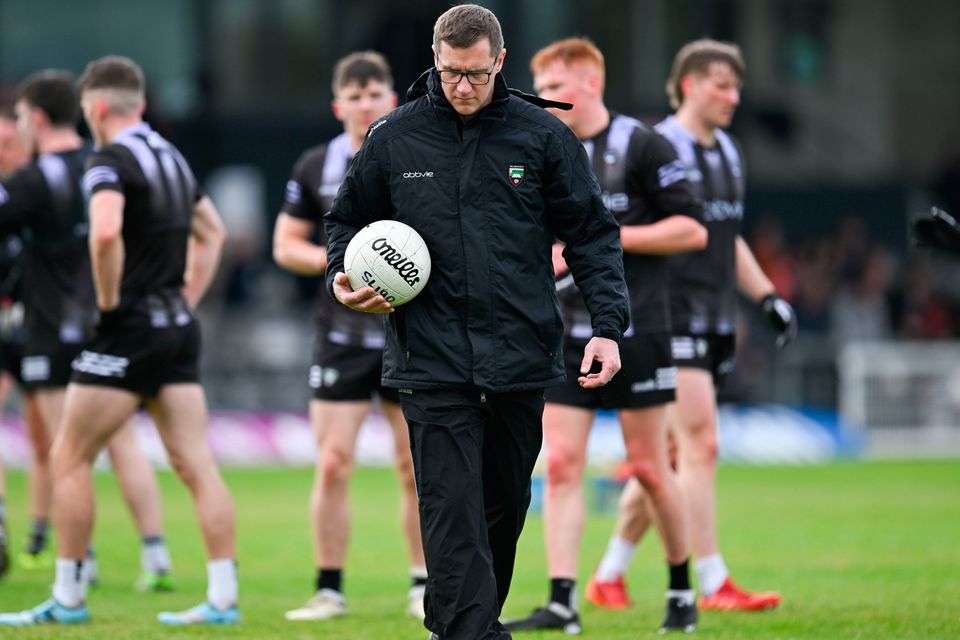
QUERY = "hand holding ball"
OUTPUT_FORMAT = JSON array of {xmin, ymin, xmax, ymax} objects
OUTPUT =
[{"xmin": 344, "ymin": 220, "xmax": 431, "ymax": 307}]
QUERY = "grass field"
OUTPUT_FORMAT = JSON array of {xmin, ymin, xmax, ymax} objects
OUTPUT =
[{"xmin": 0, "ymin": 460, "xmax": 957, "ymax": 639}]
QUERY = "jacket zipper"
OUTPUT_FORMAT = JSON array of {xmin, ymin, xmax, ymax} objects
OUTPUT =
[{"xmin": 455, "ymin": 119, "xmax": 473, "ymax": 376}]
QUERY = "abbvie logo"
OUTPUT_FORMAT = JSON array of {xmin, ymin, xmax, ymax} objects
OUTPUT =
[{"xmin": 402, "ymin": 171, "xmax": 434, "ymax": 179}]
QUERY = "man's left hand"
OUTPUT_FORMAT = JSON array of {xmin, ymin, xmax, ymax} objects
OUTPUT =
[{"xmin": 578, "ymin": 337, "xmax": 621, "ymax": 388}]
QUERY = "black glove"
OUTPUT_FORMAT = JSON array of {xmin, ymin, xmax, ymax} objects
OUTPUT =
[
  {"xmin": 912, "ymin": 207, "xmax": 960, "ymax": 253},
  {"xmin": 759, "ymin": 293, "xmax": 797, "ymax": 349}
]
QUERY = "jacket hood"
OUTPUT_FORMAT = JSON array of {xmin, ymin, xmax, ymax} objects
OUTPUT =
[{"xmin": 406, "ymin": 68, "xmax": 572, "ymax": 112}]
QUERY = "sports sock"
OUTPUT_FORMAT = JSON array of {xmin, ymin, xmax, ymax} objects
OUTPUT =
[
  {"xmin": 53, "ymin": 558, "xmax": 86, "ymax": 607},
  {"xmin": 207, "ymin": 558, "xmax": 238, "ymax": 610},
  {"xmin": 28, "ymin": 519, "xmax": 49, "ymax": 554},
  {"xmin": 668, "ymin": 558, "xmax": 692, "ymax": 591},
  {"xmin": 410, "ymin": 565, "xmax": 428, "ymax": 588},
  {"xmin": 595, "ymin": 536, "xmax": 637, "ymax": 581},
  {"xmin": 83, "ymin": 546, "xmax": 98, "ymax": 585},
  {"xmin": 141, "ymin": 535, "xmax": 172, "ymax": 574},
  {"xmin": 695, "ymin": 553, "xmax": 729, "ymax": 597},
  {"xmin": 666, "ymin": 589, "xmax": 696, "ymax": 605},
  {"xmin": 316, "ymin": 567, "xmax": 342, "ymax": 594},
  {"xmin": 549, "ymin": 578, "xmax": 576, "ymax": 611}
]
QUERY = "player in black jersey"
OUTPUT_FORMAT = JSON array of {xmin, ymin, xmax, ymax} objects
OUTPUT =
[
  {"xmin": 0, "ymin": 57, "xmax": 235, "ymax": 627},
  {"xmin": 590, "ymin": 39, "xmax": 797, "ymax": 614},
  {"xmin": 0, "ymin": 104, "xmax": 32, "ymax": 579},
  {"xmin": 505, "ymin": 38, "xmax": 706, "ymax": 636},
  {"xmin": 0, "ymin": 71, "xmax": 176, "ymax": 590},
  {"xmin": 273, "ymin": 51, "xmax": 427, "ymax": 622}
]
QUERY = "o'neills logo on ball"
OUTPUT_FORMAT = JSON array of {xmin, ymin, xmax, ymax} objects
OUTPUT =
[{"xmin": 371, "ymin": 237, "xmax": 421, "ymax": 287}]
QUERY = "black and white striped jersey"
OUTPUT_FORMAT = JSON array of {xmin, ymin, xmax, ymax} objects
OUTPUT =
[
  {"xmin": 0, "ymin": 145, "xmax": 96, "ymax": 342},
  {"xmin": 557, "ymin": 113, "xmax": 702, "ymax": 339},
  {"xmin": 83, "ymin": 123, "xmax": 200, "ymax": 302},
  {"xmin": 282, "ymin": 133, "xmax": 386, "ymax": 349},
  {"xmin": 656, "ymin": 115, "xmax": 745, "ymax": 335}
]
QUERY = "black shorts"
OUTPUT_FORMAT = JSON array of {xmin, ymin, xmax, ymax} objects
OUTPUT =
[
  {"xmin": 0, "ymin": 335, "xmax": 24, "ymax": 386},
  {"xmin": 544, "ymin": 331, "xmax": 676, "ymax": 410},
  {"xmin": 70, "ymin": 311, "xmax": 200, "ymax": 397},
  {"xmin": 21, "ymin": 332, "xmax": 83, "ymax": 390},
  {"xmin": 311, "ymin": 337, "xmax": 399, "ymax": 403},
  {"xmin": 20, "ymin": 327, "xmax": 83, "ymax": 391},
  {"xmin": 670, "ymin": 333, "xmax": 736, "ymax": 383}
]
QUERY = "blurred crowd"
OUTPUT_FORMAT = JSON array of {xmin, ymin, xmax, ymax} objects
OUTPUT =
[{"xmin": 751, "ymin": 214, "xmax": 960, "ymax": 344}]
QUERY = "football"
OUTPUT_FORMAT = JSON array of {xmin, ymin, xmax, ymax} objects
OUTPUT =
[{"xmin": 344, "ymin": 219, "xmax": 431, "ymax": 306}]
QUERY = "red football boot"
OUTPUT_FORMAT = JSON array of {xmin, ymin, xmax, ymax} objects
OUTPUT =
[
  {"xmin": 584, "ymin": 576, "xmax": 632, "ymax": 610},
  {"xmin": 700, "ymin": 577, "xmax": 781, "ymax": 611}
]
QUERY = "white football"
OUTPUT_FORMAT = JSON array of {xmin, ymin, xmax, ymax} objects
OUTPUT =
[{"xmin": 344, "ymin": 219, "xmax": 431, "ymax": 306}]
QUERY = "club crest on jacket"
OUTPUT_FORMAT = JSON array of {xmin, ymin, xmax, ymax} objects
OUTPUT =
[{"xmin": 508, "ymin": 164, "xmax": 525, "ymax": 186}]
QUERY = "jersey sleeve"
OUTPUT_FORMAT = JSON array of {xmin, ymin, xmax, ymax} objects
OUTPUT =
[
  {"xmin": 0, "ymin": 166, "xmax": 48, "ymax": 235},
  {"xmin": 281, "ymin": 150, "xmax": 324, "ymax": 223},
  {"xmin": 82, "ymin": 146, "xmax": 126, "ymax": 196},
  {"xmin": 630, "ymin": 130, "xmax": 703, "ymax": 222},
  {"xmin": 544, "ymin": 126, "xmax": 629, "ymax": 342}
]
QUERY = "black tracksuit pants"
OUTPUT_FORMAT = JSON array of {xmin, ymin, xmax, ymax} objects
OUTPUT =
[{"xmin": 400, "ymin": 387, "xmax": 544, "ymax": 640}]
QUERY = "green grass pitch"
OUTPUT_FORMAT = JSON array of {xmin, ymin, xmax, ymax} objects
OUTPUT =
[{"xmin": 0, "ymin": 460, "xmax": 957, "ymax": 638}]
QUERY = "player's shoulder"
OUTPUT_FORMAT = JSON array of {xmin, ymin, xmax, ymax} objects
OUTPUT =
[
  {"xmin": 2, "ymin": 161, "xmax": 43, "ymax": 186},
  {"xmin": 628, "ymin": 125, "xmax": 679, "ymax": 160},
  {"xmin": 294, "ymin": 140, "xmax": 334, "ymax": 171},
  {"xmin": 40, "ymin": 144, "xmax": 91, "ymax": 174},
  {"xmin": 714, "ymin": 128, "xmax": 744, "ymax": 163},
  {"xmin": 0, "ymin": 162, "xmax": 45, "ymax": 203},
  {"xmin": 715, "ymin": 128, "xmax": 742, "ymax": 147},
  {"xmin": 607, "ymin": 113, "xmax": 651, "ymax": 149},
  {"xmin": 653, "ymin": 115, "xmax": 691, "ymax": 147},
  {"xmin": 85, "ymin": 142, "xmax": 131, "ymax": 170}
]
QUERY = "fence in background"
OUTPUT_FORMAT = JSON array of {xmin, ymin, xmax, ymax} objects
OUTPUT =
[{"xmin": 839, "ymin": 341, "xmax": 960, "ymax": 457}]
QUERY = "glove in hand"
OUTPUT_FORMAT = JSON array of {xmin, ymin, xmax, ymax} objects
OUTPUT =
[{"xmin": 760, "ymin": 293, "xmax": 797, "ymax": 349}]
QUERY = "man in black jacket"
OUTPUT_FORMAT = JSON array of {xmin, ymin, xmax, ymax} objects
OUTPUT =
[{"xmin": 324, "ymin": 6, "xmax": 628, "ymax": 639}]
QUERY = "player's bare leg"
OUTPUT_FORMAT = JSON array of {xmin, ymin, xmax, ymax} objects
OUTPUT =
[
  {"xmin": 52, "ymin": 386, "xmax": 139, "ymax": 556},
  {"xmin": 0, "ymin": 377, "xmax": 8, "ymax": 578},
  {"xmin": 671, "ymin": 368, "xmax": 780, "ymax": 611},
  {"xmin": 107, "ymin": 422, "xmax": 163, "ymax": 540},
  {"xmin": 610, "ymin": 405, "xmax": 695, "ymax": 632},
  {"xmin": 382, "ymin": 399, "xmax": 427, "ymax": 619},
  {"xmin": 311, "ymin": 400, "xmax": 363, "ymax": 571},
  {"xmin": 617, "ymin": 477, "xmax": 654, "ymax": 542},
  {"xmin": 669, "ymin": 369, "xmax": 719, "ymax": 559},
  {"xmin": 106, "ymin": 421, "xmax": 173, "ymax": 590},
  {"xmin": 590, "ymin": 411, "xmax": 684, "ymax": 590},
  {"xmin": 147, "ymin": 384, "xmax": 238, "ymax": 623},
  {"xmin": 587, "ymin": 414, "xmax": 677, "ymax": 603},
  {"xmin": 41, "ymin": 384, "xmax": 140, "ymax": 618},
  {"xmin": 543, "ymin": 406, "xmax": 593, "ymax": 583},
  {"xmin": 285, "ymin": 399, "xmax": 367, "ymax": 621},
  {"xmin": 21, "ymin": 393, "xmax": 53, "ymax": 568},
  {"xmin": 32, "ymin": 387, "xmax": 171, "ymax": 586},
  {"xmin": 147, "ymin": 384, "xmax": 234, "ymax": 559},
  {"xmin": 0, "ymin": 455, "xmax": 5, "ymax": 578},
  {"xmin": 34, "ymin": 388, "xmax": 91, "ymax": 577},
  {"xmin": 620, "ymin": 406, "xmax": 687, "ymax": 563},
  {"xmin": 505, "ymin": 404, "xmax": 591, "ymax": 634}
]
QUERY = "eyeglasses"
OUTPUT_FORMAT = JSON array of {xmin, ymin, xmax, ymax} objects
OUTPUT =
[{"xmin": 437, "ymin": 63, "xmax": 497, "ymax": 86}]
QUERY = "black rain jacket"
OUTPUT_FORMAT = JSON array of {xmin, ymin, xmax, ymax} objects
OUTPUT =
[{"xmin": 325, "ymin": 69, "xmax": 628, "ymax": 392}]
